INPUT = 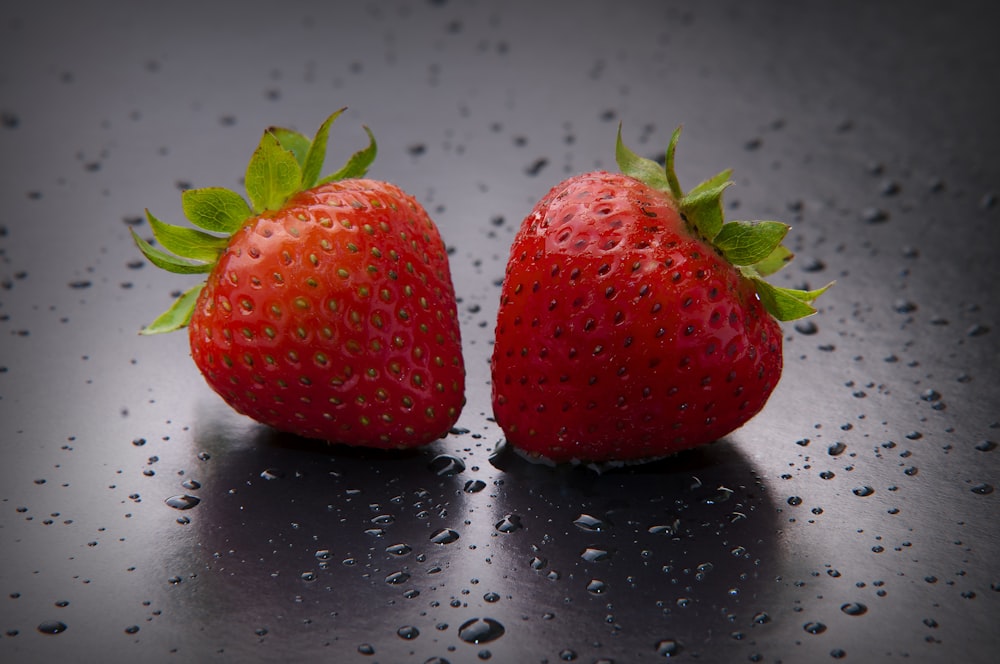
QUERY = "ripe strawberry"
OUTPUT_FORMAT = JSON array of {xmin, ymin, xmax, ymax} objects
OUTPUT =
[
  {"xmin": 491, "ymin": 126, "xmax": 830, "ymax": 463},
  {"xmin": 133, "ymin": 110, "xmax": 465, "ymax": 448}
]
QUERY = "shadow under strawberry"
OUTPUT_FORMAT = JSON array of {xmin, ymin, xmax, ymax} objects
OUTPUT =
[{"xmin": 171, "ymin": 415, "xmax": 781, "ymax": 662}]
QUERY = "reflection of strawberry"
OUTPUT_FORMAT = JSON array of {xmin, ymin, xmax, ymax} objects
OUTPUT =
[
  {"xmin": 491, "ymin": 126, "xmax": 831, "ymax": 463},
  {"xmin": 133, "ymin": 110, "xmax": 465, "ymax": 448}
]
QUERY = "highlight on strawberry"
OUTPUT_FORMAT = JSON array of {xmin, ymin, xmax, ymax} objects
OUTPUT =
[
  {"xmin": 491, "ymin": 124, "xmax": 832, "ymax": 464},
  {"xmin": 133, "ymin": 109, "xmax": 465, "ymax": 448}
]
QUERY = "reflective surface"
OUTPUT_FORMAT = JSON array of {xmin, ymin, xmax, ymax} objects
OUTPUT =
[{"xmin": 1, "ymin": 1, "xmax": 998, "ymax": 662}]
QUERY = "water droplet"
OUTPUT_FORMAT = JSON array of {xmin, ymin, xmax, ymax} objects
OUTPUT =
[
  {"xmin": 853, "ymin": 486, "xmax": 875, "ymax": 497},
  {"xmin": 794, "ymin": 320, "xmax": 818, "ymax": 335},
  {"xmin": 124, "ymin": 625, "xmax": 140, "ymax": 635},
  {"xmin": 430, "ymin": 528, "xmax": 460, "ymax": 544},
  {"xmin": 385, "ymin": 571, "xmax": 411, "ymax": 585},
  {"xmin": 828, "ymin": 442, "xmax": 847, "ymax": 456},
  {"xmin": 260, "ymin": 468, "xmax": 285, "ymax": 480},
  {"xmin": 573, "ymin": 513, "xmax": 607, "ymax": 531},
  {"xmin": 428, "ymin": 454, "xmax": 466, "ymax": 476},
  {"xmin": 893, "ymin": 299, "xmax": 917, "ymax": 314},
  {"xmin": 483, "ymin": 591, "xmax": 500, "ymax": 603},
  {"xmin": 967, "ymin": 323, "xmax": 990, "ymax": 337},
  {"xmin": 787, "ymin": 496, "xmax": 803, "ymax": 506},
  {"xmin": 975, "ymin": 440, "xmax": 996, "ymax": 452},
  {"xmin": 753, "ymin": 611, "xmax": 771, "ymax": 624},
  {"xmin": 862, "ymin": 207, "xmax": 889, "ymax": 223},
  {"xmin": 36, "ymin": 621, "xmax": 67, "ymax": 635},
  {"xmin": 300, "ymin": 571, "xmax": 316, "ymax": 582},
  {"xmin": 463, "ymin": 479, "xmax": 487, "ymax": 493},
  {"xmin": 803, "ymin": 621, "xmax": 827, "ymax": 635},
  {"xmin": 397, "ymin": 625, "xmax": 420, "ymax": 640},
  {"xmin": 841, "ymin": 602, "xmax": 868, "ymax": 616},
  {"xmin": 702, "ymin": 486, "xmax": 734, "ymax": 504},
  {"xmin": 655, "ymin": 638, "xmax": 683, "ymax": 657},
  {"xmin": 386, "ymin": 543, "xmax": 412, "ymax": 556},
  {"xmin": 581, "ymin": 547, "xmax": 611, "ymax": 562},
  {"xmin": 648, "ymin": 520, "xmax": 680, "ymax": 536},
  {"xmin": 920, "ymin": 389, "xmax": 941, "ymax": 402},
  {"xmin": 819, "ymin": 470, "xmax": 836, "ymax": 480},
  {"xmin": 458, "ymin": 617, "xmax": 505, "ymax": 644},
  {"xmin": 971, "ymin": 483, "xmax": 994, "ymax": 495},
  {"xmin": 164, "ymin": 494, "xmax": 200, "ymax": 510},
  {"xmin": 357, "ymin": 643, "xmax": 375, "ymax": 655},
  {"xmin": 494, "ymin": 514, "xmax": 522, "ymax": 533}
]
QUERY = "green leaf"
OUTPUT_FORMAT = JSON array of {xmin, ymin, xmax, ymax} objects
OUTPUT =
[
  {"xmin": 301, "ymin": 107, "xmax": 346, "ymax": 189},
  {"xmin": 752, "ymin": 278, "xmax": 834, "ymax": 322},
  {"xmin": 319, "ymin": 125, "xmax": 378, "ymax": 184},
  {"xmin": 181, "ymin": 187, "xmax": 251, "ymax": 234},
  {"xmin": 713, "ymin": 220, "xmax": 789, "ymax": 266},
  {"xmin": 664, "ymin": 126, "xmax": 684, "ymax": 200},
  {"xmin": 679, "ymin": 180, "xmax": 730, "ymax": 242},
  {"xmin": 245, "ymin": 130, "xmax": 303, "ymax": 213},
  {"xmin": 146, "ymin": 210, "xmax": 228, "ymax": 263},
  {"xmin": 268, "ymin": 127, "xmax": 311, "ymax": 167},
  {"xmin": 130, "ymin": 229, "xmax": 213, "ymax": 274},
  {"xmin": 688, "ymin": 168, "xmax": 733, "ymax": 197},
  {"xmin": 753, "ymin": 244, "xmax": 794, "ymax": 277},
  {"xmin": 140, "ymin": 283, "xmax": 203, "ymax": 335},
  {"xmin": 615, "ymin": 123, "xmax": 670, "ymax": 192}
]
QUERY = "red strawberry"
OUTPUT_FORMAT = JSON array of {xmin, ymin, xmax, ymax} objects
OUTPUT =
[
  {"xmin": 133, "ymin": 110, "xmax": 465, "ymax": 448},
  {"xmin": 491, "ymin": 126, "xmax": 830, "ymax": 463}
]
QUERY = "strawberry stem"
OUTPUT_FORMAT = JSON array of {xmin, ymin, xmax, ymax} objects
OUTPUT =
[
  {"xmin": 134, "ymin": 109, "xmax": 377, "ymax": 334},
  {"xmin": 615, "ymin": 124, "xmax": 832, "ymax": 322}
]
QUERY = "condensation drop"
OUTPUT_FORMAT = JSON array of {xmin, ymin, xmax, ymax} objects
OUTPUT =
[
  {"xmin": 803, "ymin": 621, "xmax": 827, "ymax": 635},
  {"xmin": 37, "ymin": 621, "xmax": 67, "ymax": 635},
  {"xmin": 573, "ymin": 514, "xmax": 607, "ymax": 532},
  {"xmin": 458, "ymin": 617, "xmax": 505, "ymax": 644},
  {"xmin": 494, "ymin": 514, "xmax": 522, "ymax": 533},
  {"xmin": 464, "ymin": 479, "xmax": 487, "ymax": 493},
  {"xmin": 164, "ymin": 494, "xmax": 200, "ymax": 510},
  {"xmin": 655, "ymin": 638, "xmax": 683, "ymax": 657},
  {"xmin": 429, "ymin": 454, "xmax": 466, "ymax": 476},
  {"xmin": 430, "ymin": 528, "xmax": 460, "ymax": 544},
  {"xmin": 841, "ymin": 602, "xmax": 868, "ymax": 616}
]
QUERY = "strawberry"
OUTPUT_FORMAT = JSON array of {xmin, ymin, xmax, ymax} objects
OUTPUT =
[
  {"xmin": 132, "ymin": 110, "xmax": 465, "ymax": 448},
  {"xmin": 491, "ymin": 126, "xmax": 831, "ymax": 463}
]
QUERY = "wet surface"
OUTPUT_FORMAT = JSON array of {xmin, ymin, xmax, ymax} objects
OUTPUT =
[{"xmin": 1, "ymin": 1, "xmax": 998, "ymax": 662}]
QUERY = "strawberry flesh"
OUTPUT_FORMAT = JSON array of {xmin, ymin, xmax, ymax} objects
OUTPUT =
[
  {"xmin": 189, "ymin": 179, "xmax": 465, "ymax": 448},
  {"xmin": 492, "ymin": 172, "xmax": 782, "ymax": 462}
]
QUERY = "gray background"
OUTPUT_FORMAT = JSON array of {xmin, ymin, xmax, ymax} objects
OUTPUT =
[{"xmin": 1, "ymin": 1, "xmax": 998, "ymax": 662}]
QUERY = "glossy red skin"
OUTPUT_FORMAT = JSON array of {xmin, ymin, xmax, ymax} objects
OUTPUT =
[
  {"xmin": 491, "ymin": 172, "xmax": 782, "ymax": 462},
  {"xmin": 188, "ymin": 179, "xmax": 465, "ymax": 448}
]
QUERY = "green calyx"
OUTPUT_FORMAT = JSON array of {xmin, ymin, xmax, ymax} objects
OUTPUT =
[
  {"xmin": 615, "ymin": 124, "xmax": 832, "ymax": 322},
  {"xmin": 132, "ymin": 109, "xmax": 377, "ymax": 334}
]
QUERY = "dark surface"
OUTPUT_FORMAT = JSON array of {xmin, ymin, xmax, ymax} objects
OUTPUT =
[{"xmin": 2, "ymin": 1, "xmax": 998, "ymax": 662}]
